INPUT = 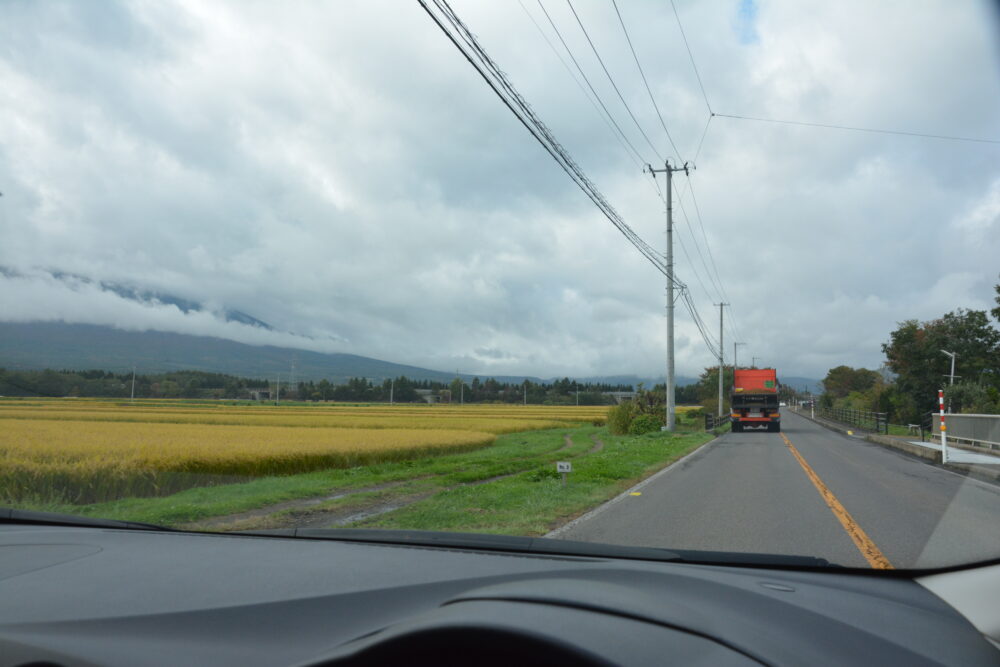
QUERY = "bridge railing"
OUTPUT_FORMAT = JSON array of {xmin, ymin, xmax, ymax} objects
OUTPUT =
[
  {"xmin": 704, "ymin": 413, "xmax": 731, "ymax": 431},
  {"xmin": 820, "ymin": 407, "xmax": 889, "ymax": 435},
  {"xmin": 924, "ymin": 413, "xmax": 1000, "ymax": 452}
]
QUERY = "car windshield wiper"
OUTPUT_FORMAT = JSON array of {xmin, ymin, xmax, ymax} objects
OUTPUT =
[
  {"xmin": 235, "ymin": 527, "xmax": 837, "ymax": 569},
  {"xmin": 0, "ymin": 507, "xmax": 175, "ymax": 532}
]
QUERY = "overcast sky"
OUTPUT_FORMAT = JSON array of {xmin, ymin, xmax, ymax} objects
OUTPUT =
[{"xmin": 1, "ymin": 0, "xmax": 999, "ymax": 380}]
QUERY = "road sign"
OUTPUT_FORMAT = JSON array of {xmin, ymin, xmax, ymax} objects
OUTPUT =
[{"xmin": 556, "ymin": 462, "xmax": 572, "ymax": 473}]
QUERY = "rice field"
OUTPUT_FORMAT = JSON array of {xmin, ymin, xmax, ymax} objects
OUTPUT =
[{"xmin": 0, "ymin": 399, "xmax": 609, "ymax": 505}]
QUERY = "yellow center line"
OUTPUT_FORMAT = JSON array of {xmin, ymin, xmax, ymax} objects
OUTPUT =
[{"xmin": 780, "ymin": 432, "xmax": 893, "ymax": 570}]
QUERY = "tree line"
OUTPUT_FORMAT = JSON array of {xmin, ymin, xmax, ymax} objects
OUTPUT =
[
  {"xmin": 819, "ymin": 276, "xmax": 1000, "ymax": 423},
  {"xmin": 0, "ymin": 367, "xmax": 630, "ymax": 404},
  {"xmin": 295, "ymin": 376, "xmax": 629, "ymax": 404}
]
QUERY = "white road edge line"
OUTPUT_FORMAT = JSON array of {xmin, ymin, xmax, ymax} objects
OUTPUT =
[{"xmin": 545, "ymin": 432, "xmax": 727, "ymax": 539}]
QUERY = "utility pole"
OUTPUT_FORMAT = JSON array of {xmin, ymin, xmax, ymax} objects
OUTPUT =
[
  {"xmin": 645, "ymin": 159, "xmax": 690, "ymax": 431},
  {"xmin": 752, "ymin": 356, "xmax": 759, "ymax": 369},
  {"xmin": 734, "ymin": 342, "xmax": 745, "ymax": 370},
  {"xmin": 130, "ymin": 366, "xmax": 136, "ymax": 404},
  {"xmin": 716, "ymin": 303, "xmax": 728, "ymax": 417},
  {"xmin": 523, "ymin": 382, "xmax": 527, "ymax": 406},
  {"xmin": 389, "ymin": 378, "xmax": 394, "ymax": 405},
  {"xmin": 275, "ymin": 373, "xmax": 280, "ymax": 406}
]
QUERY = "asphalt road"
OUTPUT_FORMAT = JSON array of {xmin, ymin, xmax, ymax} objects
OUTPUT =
[{"xmin": 556, "ymin": 410, "xmax": 1000, "ymax": 569}]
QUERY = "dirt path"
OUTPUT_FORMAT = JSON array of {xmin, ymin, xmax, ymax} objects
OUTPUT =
[
  {"xmin": 180, "ymin": 480, "xmax": 414, "ymax": 531},
  {"xmin": 189, "ymin": 430, "xmax": 603, "ymax": 533}
]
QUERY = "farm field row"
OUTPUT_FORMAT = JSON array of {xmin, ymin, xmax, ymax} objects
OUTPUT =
[{"xmin": 1, "ymin": 399, "xmax": 648, "ymax": 506}]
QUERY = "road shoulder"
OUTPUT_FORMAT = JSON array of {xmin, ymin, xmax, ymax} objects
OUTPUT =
[{"xmin": 545, "ymin": 431, "xmax": 724, "ymax": 539}]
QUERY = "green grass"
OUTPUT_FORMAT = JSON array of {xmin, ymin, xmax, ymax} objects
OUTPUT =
[
  {"xmin": 10, "ymin": 424, "xmax": 716, "ymax": 536},
  {"xmin": 7, "ymin": 427, "xmax": 582, "ymax": 526},
  {"xmin": 353, "ymin": 426, "xmax": 713, "ymax": 536},
  {"xmin": 887, "ymin": 424, "xmax": 923, "ymax": 437}
]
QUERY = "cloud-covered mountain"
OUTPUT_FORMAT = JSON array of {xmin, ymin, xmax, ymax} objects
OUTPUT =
[{"xmin": 0, "ymin": 321, "xmax": 710, "ymax": 387}]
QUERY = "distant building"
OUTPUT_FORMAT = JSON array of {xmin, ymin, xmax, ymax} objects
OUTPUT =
[
  {"xmin": 249, "ymin": 390, "xmax": 271, "ymax": 401},
  {"xmin": 414, "ymin": 389, "xmax": 439, "ymax": 404},
  {"xmin": 603, "ymin": 391, "xmax": 637, "ymax": 404}
]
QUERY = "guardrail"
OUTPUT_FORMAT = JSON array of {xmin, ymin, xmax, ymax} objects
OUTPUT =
[
  {"xmin": 820, "ymin": 407, "xmax": 889, "ymax": 434},
  {"xmin": 705, "ymin": 414, "xmax": 731, "ymax": 431},
  {"xmin": 925, "ymin": 413, "xmax": 1000, "ymax": 452}
]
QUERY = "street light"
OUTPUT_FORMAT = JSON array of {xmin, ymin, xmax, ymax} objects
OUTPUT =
[{"xmin": 940, "ymin": 350, "xmax": 958, "ymax": 385}]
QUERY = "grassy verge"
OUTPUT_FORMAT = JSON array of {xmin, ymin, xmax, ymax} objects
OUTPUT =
[
  {"xmin": 352, "ymin": 426, "xmax": 715, "ymax": 536},
  {"xmin": 10, "ymin": 424, "xmax": 716, "ymax": 535},
  {"xmin": 8, "ymin": 427, "xmax": 581, "ymax": 526}
]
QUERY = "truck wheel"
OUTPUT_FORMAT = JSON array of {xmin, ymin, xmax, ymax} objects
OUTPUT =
[
  {"xmin": 771, "ymin": 423, "xmax": 781, "ymax": 433},
  {"xmin": 732, "ymin": 422, "xmax": 742, "ymax": 433}
]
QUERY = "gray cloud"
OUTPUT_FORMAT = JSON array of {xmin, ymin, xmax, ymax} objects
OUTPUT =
[{"xmin": 1, "ymin": 0, "xmax": 998, "ymax": 379}]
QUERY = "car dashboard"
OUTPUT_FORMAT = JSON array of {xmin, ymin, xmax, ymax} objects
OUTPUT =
[{"xmin": 1, "ymin": 523, "xmax": 997, "ymax": 666}]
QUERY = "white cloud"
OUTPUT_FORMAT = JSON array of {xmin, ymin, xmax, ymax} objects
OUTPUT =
[{"xmin": 0, "ymin": 0, "xmax": 998, "ymax": 380}]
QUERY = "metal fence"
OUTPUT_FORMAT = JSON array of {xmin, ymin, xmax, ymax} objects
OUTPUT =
[
  {"xmin": 931, "ymin": 413, "xmax": 1000, "ymax": 451},
  {"xmin": 705, "ymin": 414, "xmax": 731, "ymax": 431},
  {"xmin": 820, "ymin": 407, "xmax": 889, "ymax": 434}
]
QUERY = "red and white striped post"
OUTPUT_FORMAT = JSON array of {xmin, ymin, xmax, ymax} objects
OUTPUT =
[{"xmin": 939, "ymin": 389, "xmax": 948, "ymax": 464}]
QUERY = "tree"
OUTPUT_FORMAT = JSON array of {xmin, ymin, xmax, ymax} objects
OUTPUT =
[
  {"xmin": 821, "ymin": 366, "xmax": 879, "ymax": 399},
  {"xmin": 992, "ymin": 274, "xmax": 1000, "ymax": 324},
  {"xmin": 693, "ymin": 366, "xmax": 735, "ymax": 414},
  {"xmin": 944, "ymin": 381, "xmax": 1000, "ymax": 415},
  {"xmin": 882, "ymin": 308, "xmax": 1000, "ymax": 421}
]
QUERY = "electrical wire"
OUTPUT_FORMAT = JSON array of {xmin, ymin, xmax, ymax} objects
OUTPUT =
[
  {"xmin": 690, "ymin": 113, "xmax": 712, "ymax": 166},
  {"xmin": 564, "ymin": 0, "xmax": 664, "ymax": 162},
  {"xmin": 610, "ymin": 0, "xmax": 681, "ymax": 163},
  {"xmin": 535, "ymin": 0, "xmax": 647, "ymax": 165},
  {"xmin": 517, "ymin": 0, "xmax": 643, "ymax": 170},
  {"xmin": 420, "ymin": 0, "xmax": 683, "ymax": 288},
  {"xmin": 420, "ymin": 0, "xmax": 733, "ymax": 363},
  {"xmin": 685, "ymin": 177, "xmax": 727, "ymax": 300},
  {"xmin": 713, "ymin": 112, "xmax": 1000, "ymax": 145},
  {"xmin": 670, "ymin": 0, "xmax": 712, "ymax": 116}
]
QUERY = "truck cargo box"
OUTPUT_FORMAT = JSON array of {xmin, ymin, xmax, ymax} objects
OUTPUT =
[{"xmin": 732, "ymin": 369, "xmax": 778, "ymax": 394}]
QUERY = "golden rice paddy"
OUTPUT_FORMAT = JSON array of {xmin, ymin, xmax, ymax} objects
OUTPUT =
[{"xmin": 0, "ymin": 399, "xmax": 608, "ymax": 504}]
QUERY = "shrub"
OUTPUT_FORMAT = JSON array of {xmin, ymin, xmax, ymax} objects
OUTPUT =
[
  {"xmin": 628, "ymin": 414, "xmax": 663, "ymax": 435},
  {"xmin": 607, "ymin": 402, "xmax": 637, "ymax": 435}
]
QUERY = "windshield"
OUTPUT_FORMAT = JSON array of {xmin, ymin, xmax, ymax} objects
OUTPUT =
[{"xmin": 1, "ymin": 0, "xmax": 999, "ymax": 571}]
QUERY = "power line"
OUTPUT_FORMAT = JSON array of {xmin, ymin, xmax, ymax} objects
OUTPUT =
[
  {"xmin": 420, "ymin": 0, "xmax": 682, "ymax": 287},
  {"xmin": 713, "ymin": 112, "xmax": 1000, "ymax": 145},
  {"xmin": 670, "ymin": 0, "xmax": 712, "ymax": 116},
  {"xmin": 517, "ymin": 0, "xmax": 643, "ymax": 170},
  {"xmin": 421, "ymin": 0, "xmax": 729, "ymax": 367},
  {"xmin": 672, "ymin": 210, "xmax": 716, "ymax": 307},
  {"xmin": 685, "ymin": 176, "xmax": 728, "ymax": 301},
  {"xmin": 564, "ymin": 0, "xmax": 664, "ymax": 162},
  {"xmin": 610, "ymin": 0, "xmax": 682, "ymax": 162},
  {"xmin": 535, "ymin": 0, "xmax": 647, "ymax": 165},
  {"xmin": 674, "ymin": 184, "xmax": 726, "ymax": 303},
  {"xmin": 684, "ymin": 177, "xmax": 744, "ymax": 344},
  {"xmin": 690, "ymin": 113, "xmax": 713, "ymax": 166}
]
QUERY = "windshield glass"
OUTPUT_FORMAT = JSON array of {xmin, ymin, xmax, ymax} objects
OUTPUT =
[{"xmin": 2, "ymin": 0, "xmax": 999, "ymax": 571}]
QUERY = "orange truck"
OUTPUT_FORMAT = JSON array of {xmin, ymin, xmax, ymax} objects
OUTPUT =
[{"xmin": 731, "ymin": 369, "xmax": 781, "ymax": 433}]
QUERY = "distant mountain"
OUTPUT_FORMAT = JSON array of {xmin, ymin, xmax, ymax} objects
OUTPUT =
[
  {"xmin": 3, "ymin": 267, "xmax": 273, "ymax": 330},
  {"xmin": 0, "ymin": 322, "xmax": 676, "ymax": 387},
  {"xmin": 779, "ymin": 376, "xmax": 824, "ymax": 395},
  {"xmin": 0, "ymin": 322, "xmax": 462, "ymax": 383}
]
